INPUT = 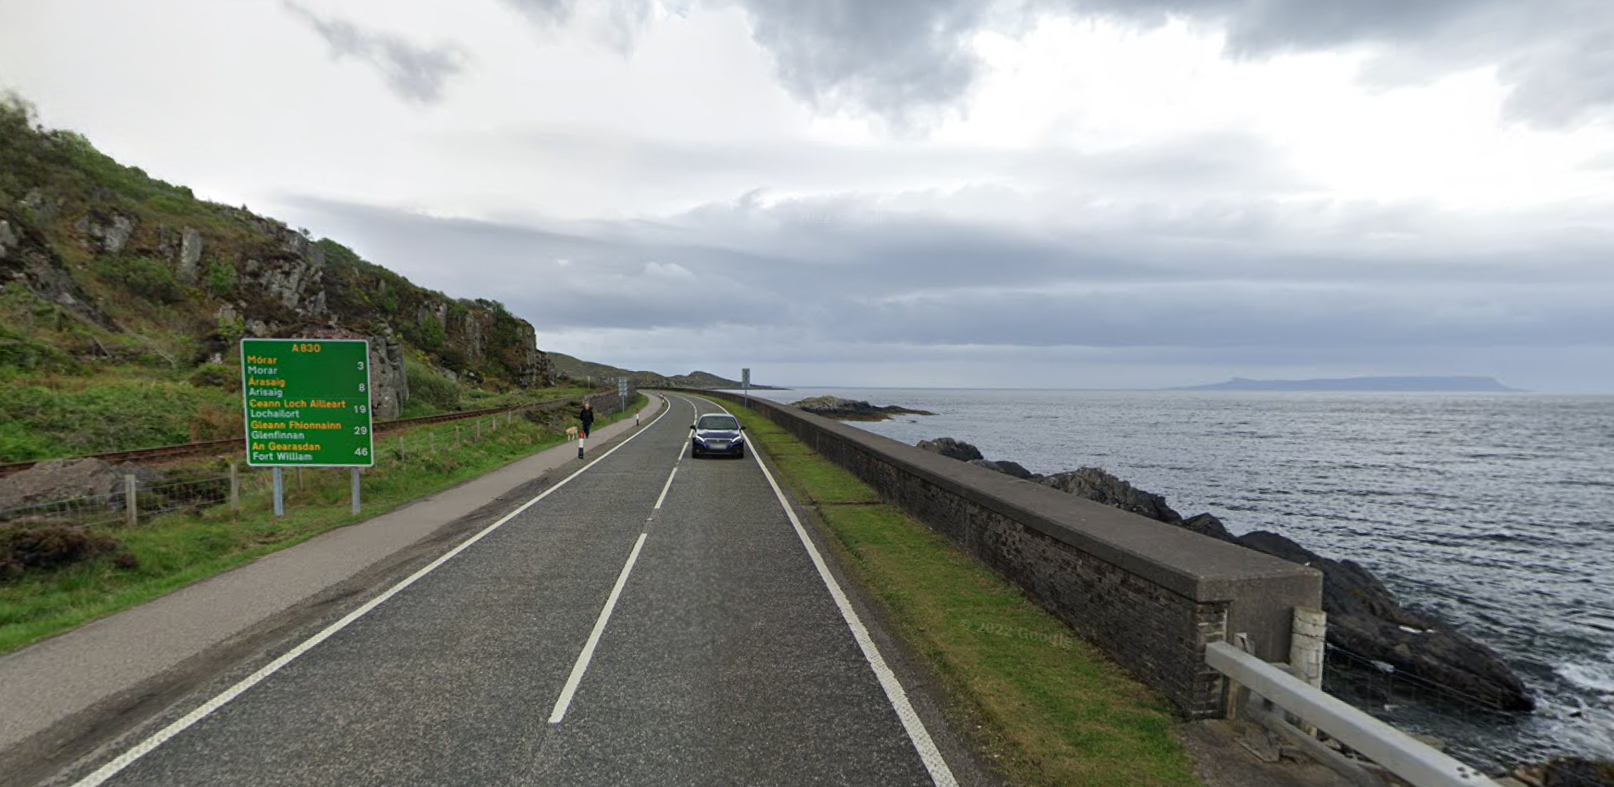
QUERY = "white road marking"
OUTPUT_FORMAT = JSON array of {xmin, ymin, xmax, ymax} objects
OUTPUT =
[
  {"xmin": 548, "ymin": 532, "xmax": 648, "ymax": 724},
  {"xmin": 69, "ymin": 399, "xmax": 673, "ymax": 787},
  {"xmin": 654, "ymin": 467, "xmax": 678, "ymax": 510},
  {"xmin": 744, "ymin": 414, "xmax": 960, "ymax": 787}
]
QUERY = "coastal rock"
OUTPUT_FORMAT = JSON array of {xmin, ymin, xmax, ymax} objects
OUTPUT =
[
  {"xmin": 917, "ymin": 437, "xmax": 983, "ymax": 462},
  {"xmin": 1236, "ymin": 530, "xmax": 1535, "ymax": 711},
  {"xmin": 970, "ymin": 458, "xmax": 1039, "ymax": 480},
  {"xmin": 792, "ymin": 395, "xmax": 935, "ymax": 421},
  {"xmin": 1509, "ymin": 758, "xmax": 1614, "ymax": 787},
  {"xmin": 1181, "ymin": 512, "xmax": 1236, "ymax": 541},
  {"xmin": 1040, "ymin": 467, "xmax": 1184, "ymax": 524}
]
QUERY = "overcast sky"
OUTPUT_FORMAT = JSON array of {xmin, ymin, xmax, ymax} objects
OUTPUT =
[{"xmin": 3, "ymin": 0, "xmax": 1612, "ymax": 391}]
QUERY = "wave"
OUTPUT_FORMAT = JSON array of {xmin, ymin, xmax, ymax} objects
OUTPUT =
[{"xmin": 1557, "ymin": 653, "xmax": 1614, "ymax": 694}]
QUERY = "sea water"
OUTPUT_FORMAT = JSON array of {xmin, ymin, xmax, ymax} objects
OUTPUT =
[{"xmin": 741, "ymin": 388, "xmax": 1614, "ymax": 768}]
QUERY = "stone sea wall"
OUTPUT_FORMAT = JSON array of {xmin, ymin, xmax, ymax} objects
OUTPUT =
[{"xmin": 687, "ymin": 389, "xmax": 1322, "ymax": 719}]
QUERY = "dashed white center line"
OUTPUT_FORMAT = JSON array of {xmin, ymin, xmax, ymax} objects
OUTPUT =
[
  {"xmin": 548, "ymin": 532, "xmax": 648, "ymax": 725},
  {"xmin": 654, "ymin": 467, "xmax": 678, "ymax": 510}
]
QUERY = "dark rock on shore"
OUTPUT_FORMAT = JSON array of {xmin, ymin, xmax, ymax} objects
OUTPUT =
[
  {"xmin": 916, "ymin": 436, "xmax": 1536, "ymax": 713},
  {"xmin": 917, "ymin": 437, "xmax": 983, "ymax": 462},
  {"xmin": 794, "ymin": 395, "xmax": 935, "ymax": 421},
  {"xmin": 1508, "ymin": 757, "xmax": 1614, "ymax": 787},
  {"xmin": 970, "ymin": 458, "xmax": 1038, "ymax": 480},
  {"xmin": 1040, "ymin": 467, "xmax": 1183, "ymax": 523},
  {"xmin": 1236, "ymin": 530, "xmax": 1534, "ymax": 711}
]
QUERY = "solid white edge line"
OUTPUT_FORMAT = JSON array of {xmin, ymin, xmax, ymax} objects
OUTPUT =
[
  {"xmin": 547, "ymin": 532, "xmax": 648, "ymax": 724},
  {"xmin": 654, "ymin": 467, "xmax": 678, "ymax": 510},
  {"xmin": 70, "ymin": 398, "xmax": 673, "ymax": 787},
  {"xmin": 744, "ymin": 415, "xmax": 960, "ymax": 787}
]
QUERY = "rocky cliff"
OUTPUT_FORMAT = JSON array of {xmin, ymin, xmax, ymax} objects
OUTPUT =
[{"xmin": 0, "ymin": 95, "xmax": 555, "ymax": 420}]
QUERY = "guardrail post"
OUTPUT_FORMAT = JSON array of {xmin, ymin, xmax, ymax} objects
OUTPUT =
[
  {"xmin": 229, "ymin": 461, "xmax": 240, "ymax": 514},
  {"xmin": 124, "ymin": 474, "xmax": 137, "ymax": 527}
]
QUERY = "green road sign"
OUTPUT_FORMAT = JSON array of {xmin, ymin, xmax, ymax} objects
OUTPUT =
[{"xmin": 241, "ymin": 339, "xmax": 374, "ymax": 467}]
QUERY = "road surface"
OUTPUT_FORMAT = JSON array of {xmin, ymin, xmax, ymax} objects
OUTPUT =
[{"xmin": 53, "ymin": 393, "xmax": 964, "ymax": 787}]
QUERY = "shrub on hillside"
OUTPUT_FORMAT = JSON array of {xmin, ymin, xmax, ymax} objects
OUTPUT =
[
  {"xmin": 95, "ymin": 256, "xmax": 183, "ymax": 303},
  {"xmin": 205, "ymin": 261, "xmax": 237, "ymax": 297},
  {"xmin": 189, "ymin": 362, "xmax": 239, "ymax": 392},
  {"xmin": 405, "ymin": 361, "xmax": 459, "ymax": 412}
]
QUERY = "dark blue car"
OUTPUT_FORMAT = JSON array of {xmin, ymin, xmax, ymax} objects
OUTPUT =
[{"xmin": 690, "ymin": 413, "xmax": 746, "ymax": 458}]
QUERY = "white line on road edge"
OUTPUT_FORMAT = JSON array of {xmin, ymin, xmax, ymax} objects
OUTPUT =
[
  {"xmin": 748, "ymin": 432, "xmax": 961, "ymax": 787},
  {"xmin": 69, "ymin": 399, "xmax": 673, "ymax": 787},
  {"xmin": 548, "ymin": 532, "xmax": 647, "ymax": 724},
  {"xmin": 654, "ymin": 467, "xmax": 678, "ymax": 510}
]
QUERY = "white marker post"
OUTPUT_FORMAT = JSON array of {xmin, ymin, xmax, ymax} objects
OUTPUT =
[{"xmin": 578, "ymin": 433, "xmax": 586, "ymax": 460}]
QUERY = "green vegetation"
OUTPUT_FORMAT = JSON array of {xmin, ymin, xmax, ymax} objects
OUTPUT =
[
  {"xmin": 713, "ymin": 399, "xmax": 1199, "ymax": 787},
  {"xmin": 0, "ymin": 395, "xmax": 645, "ymax": 654},
  {"xmin": 0, "ymin": 378, "xmax": 242, "ymax": 460},
  {"xmin": 0, "ymin": 92, "xmax": 562, "ymax": 463},
  {"xmin": 403, "ymin": 359, "xmax": 462, "ymax": 414}
]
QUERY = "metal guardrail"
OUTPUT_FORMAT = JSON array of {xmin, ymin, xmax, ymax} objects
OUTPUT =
[{"xmin": 1206, "ymin": 641, "xmax": 1502, "ymax": 787}]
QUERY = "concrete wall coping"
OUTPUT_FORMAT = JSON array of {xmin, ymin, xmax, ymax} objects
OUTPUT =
[{"xmin": 700, "ymin": 391, "xmax": 1321, "ymax": 603}]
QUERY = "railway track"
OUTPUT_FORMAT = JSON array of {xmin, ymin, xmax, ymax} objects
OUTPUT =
[{"xmin": 0, "ymin": 397, "xmax": 584, "ymax": 479}]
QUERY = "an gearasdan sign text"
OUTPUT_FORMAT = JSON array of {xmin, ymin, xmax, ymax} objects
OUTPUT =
[{"xmin": 240, "ymin": 338, "xmax": 374, "ymax": 467}]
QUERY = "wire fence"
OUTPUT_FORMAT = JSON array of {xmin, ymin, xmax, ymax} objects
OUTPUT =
[
  {"xmin": 1323, "ymin": 642, "xmax": 1515, "ymax": 715},
  {"xmin": 0, "ymin": 390, "xmax": 642, "ymax": 532},
  {"xmin": 0, "ymin": 471, "xmax": 243, "ymax": 530}
]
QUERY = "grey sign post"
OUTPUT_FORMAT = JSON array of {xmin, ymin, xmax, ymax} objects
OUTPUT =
[
  {"xmin": 618, "ymin": 376, "xmax": 628, "ymax": 411},
  {"xmin": 742, "ymin": 367, "xmax": 750, "ymax": 407}
]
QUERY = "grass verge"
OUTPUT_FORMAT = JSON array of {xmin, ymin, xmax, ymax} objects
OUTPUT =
[
  {"xmin": 716, "ymin": 399, "xmax": 1200, "ymax": 787},
  {"xmin": 0, "ymin": 395, "xmax": 645, "ymax": 655}
]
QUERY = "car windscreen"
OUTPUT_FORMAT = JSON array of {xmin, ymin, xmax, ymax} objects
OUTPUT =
[{"xmin": 696, "ymin": 415, "xmax": 738, "ymax": 430}]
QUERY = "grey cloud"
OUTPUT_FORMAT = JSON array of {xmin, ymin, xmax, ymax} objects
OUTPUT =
[
  {"xmin": 280, "ymin": 189, "xmax": 1614, "ymax": 369},
  {"xmin": 1054, "ymin": 0, "xmax": 1614, "ymax": 128},
  {"xmin": 716, "ymin": 0, "xmax": 1614, "ymax": 129},
  {"xmin": 499, "ymin": 0, "xmax": 653, "ymax": 53},
  {"xmin": 283, "ymin": 3, "xmax": 468, "ymax": 104},
  {"xmin": 727, "ymin": 0, "xmax": 986, "ymax": 130}
]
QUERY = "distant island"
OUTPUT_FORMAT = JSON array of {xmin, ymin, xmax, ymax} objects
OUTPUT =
[{"xmin": 1168, "ymin": 376, "xmax": 1521, "ymax": 392}]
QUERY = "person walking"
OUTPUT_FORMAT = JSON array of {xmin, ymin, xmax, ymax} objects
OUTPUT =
[{"xmin": 579, "ymin": 401, "xmax": 595, "ymax": 439}]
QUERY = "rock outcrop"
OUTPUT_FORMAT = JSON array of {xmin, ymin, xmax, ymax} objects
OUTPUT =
[
  {"xmin": 917, "ymin": 437, "xmax": 1536, "ymax": 712},
  {"xmin": 917, "ymin": 437, "xmax": 983, "ymax": 462},
  {"xmin": 1, "ymin": 99, "xmax": 559, "ymax": 403},
  {"xmin": 792, "ymin": 396, "xmax": 935, "ymax": 421},
  {"xmin": 0, "ymin": 459, "xmax": 163, "ymax": 514}
]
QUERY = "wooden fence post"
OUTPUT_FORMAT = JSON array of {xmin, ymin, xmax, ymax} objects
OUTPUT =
[
  {"xmin": 124, "ymin": 474, "xmax": 137, "ymax": 527},
  {"xmin": 230, "ymin": 461, "xmax": 240, "ymax": 514}
]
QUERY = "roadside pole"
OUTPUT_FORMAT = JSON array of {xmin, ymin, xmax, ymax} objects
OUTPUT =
[
  {"xmin": 272, "ymin": 467, "xmax": 284, "ymax": 518},
  {"xmin": 742, "ymin": 367, "xmax": 751, "ymax": 408}
]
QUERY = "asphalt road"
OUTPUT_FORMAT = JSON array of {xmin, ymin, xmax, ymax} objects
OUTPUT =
[{"xmin": 61, "ymin": 394, "xmax": 960, "ymax": 787}]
